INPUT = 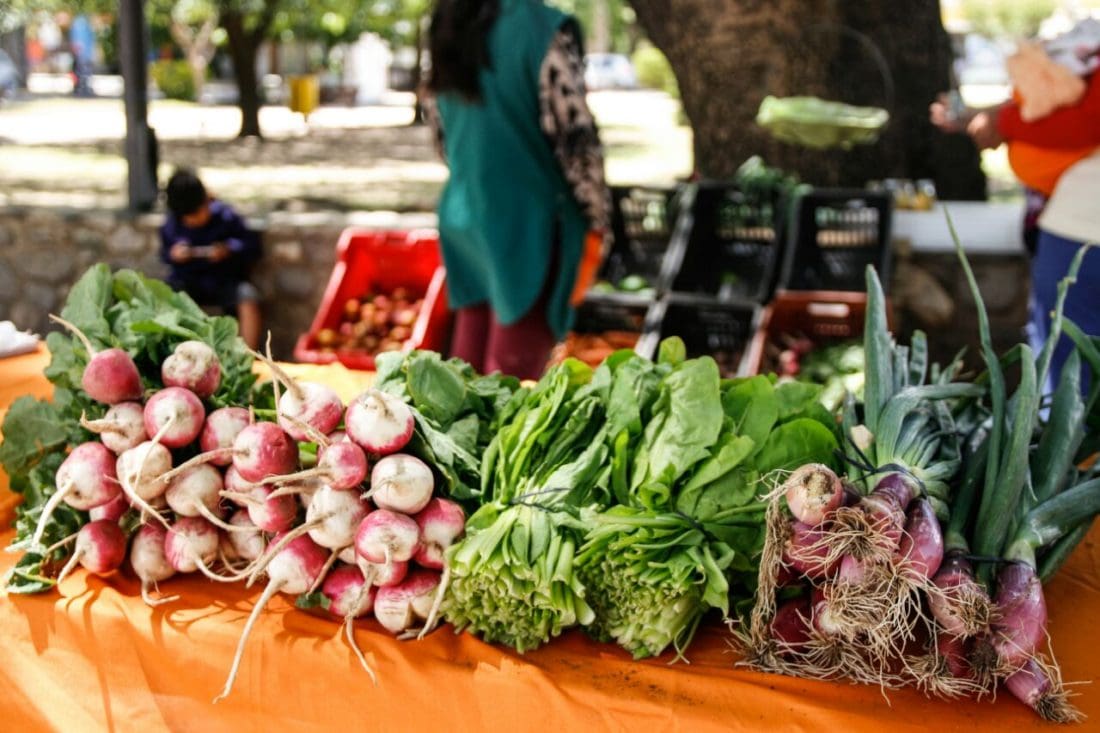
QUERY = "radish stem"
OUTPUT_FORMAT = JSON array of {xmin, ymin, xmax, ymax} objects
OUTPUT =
[{"xmin": 49, "ymin": 313, "xmax": 96, "ymax": 355}]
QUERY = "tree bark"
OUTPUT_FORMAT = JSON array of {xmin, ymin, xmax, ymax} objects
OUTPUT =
[
  {"xmin": 169, "ymin": 16, "xmax": 216, "ymax": 101},
  {"xmin": 628, "ymin": 0, "xmax": 985, "ymax": 197},
  {"xmin": 220, "ymin": 0, "xmax": 277, "ymax": 139}
]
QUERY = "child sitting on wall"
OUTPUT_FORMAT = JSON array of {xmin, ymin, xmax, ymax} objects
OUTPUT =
[{"xmin": 160, "ymin": 168, "xmax": 263, "ymax": 348}]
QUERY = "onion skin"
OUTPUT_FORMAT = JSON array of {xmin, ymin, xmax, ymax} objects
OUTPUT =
[
  {"xmin": 992, "ymin": 563, "xmax": 1047, "ymax": 669},
  {"xmin": 783, "ymin": 464, "xmax": 843, "ymax": 527},
  {"xmin": 783, "ymin": 521, "xmax": 837, "ymax": 580},
  {"xmin": 896, "ymin": 498, "xmax": 944, "ymax": 580},
  {"xmin": 771, "ymin": 597, "xmax": 812, "ymax": 651}
]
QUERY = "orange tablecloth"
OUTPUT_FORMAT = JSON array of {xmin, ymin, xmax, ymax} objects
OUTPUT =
[{"xmin": 2, "ymin": 349, "xmax": 1099, "ymax": 732}]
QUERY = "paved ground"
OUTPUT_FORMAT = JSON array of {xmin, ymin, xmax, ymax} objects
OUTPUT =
[{"xmin": 0, "ymin": 80, "xmax": 692, "ymax": 214}]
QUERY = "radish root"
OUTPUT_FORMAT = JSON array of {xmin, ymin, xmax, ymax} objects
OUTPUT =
[
  {"xmin": 214, "ymin": 579, "xmax": 285, "ymax": 703},
  {"xmin": 308, "ymin": 548, "xmax": 340, "ymax": 594},
  {"xmin": 141, "ymin": 580, "xmax": 179, "ymax": 607},
  {"xmin": 417, "ymin": 564, "xmax": 451, "ymax": 640},
  {"xmin": 159, "ymin": 448, "xmax": 236, "ymax": 485},
  {"xmin": 246, "ymin": 514, "xmax": 333, "ymax": 587},
  {"xmin": 55, "ymin": 547, "xmax": 84, "ymax": 585}
]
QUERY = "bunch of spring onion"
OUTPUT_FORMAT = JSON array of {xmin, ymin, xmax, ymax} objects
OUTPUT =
[
  {"xmin": 442, "ymin": 359, "xmax": 609, "ymax": 652},
  {"xmin": 742, "ymin": 264, "xmax": 981, "ymax": 685},
  {"xmin": 913, "ymin": 234, "xmax": 1100, "ymax": 721}
]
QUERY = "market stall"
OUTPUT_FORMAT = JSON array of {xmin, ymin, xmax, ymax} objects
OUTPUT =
[{"xmin": 2, "ymin": 342, "xmax": 1100, "ymax": 732}]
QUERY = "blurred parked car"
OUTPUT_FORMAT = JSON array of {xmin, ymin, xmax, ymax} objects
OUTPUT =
[
  {"xmin": 584, "ymin": 53, "xmax": 637, "ymax": 90},
  {"xmin": 0, "ymin": 50, "xmax": 18, "ymax": 100}
]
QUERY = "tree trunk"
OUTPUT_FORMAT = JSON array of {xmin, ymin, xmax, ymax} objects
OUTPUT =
[
  {"xmin": 628, "ymin": 0, "xmax": 985, "ymax": 197},
  {"xmin": 170, "ymin": 17, "xmax": 216, "ymax": 102},
  {"xmin": 221, "ymin": 3, "xmax": 277, "ymax": 139}
]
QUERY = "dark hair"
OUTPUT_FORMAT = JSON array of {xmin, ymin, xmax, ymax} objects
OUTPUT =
[
  {"xmin": 165, "ymin": 168, "xmax": 207, "ymax": 217},
  {"xmin": 427, "ymin": 0, "xmax": 500, "ymax": 101}
]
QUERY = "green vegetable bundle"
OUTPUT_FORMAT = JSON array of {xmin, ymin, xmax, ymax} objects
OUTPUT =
[
  {"xmin": 0, "ymin": 265, "xmax": 257, "ymax": 593},
  {"xmin": 578, "ymin": 349, "xmax": 839, "ymax": 659},
  {"xmin": 755, "ymin": 95, "xmax": 888, "ymax": 150},
  {"xmin": 442, "ymin": 359, "xmax": 608, "ymax": 651}
]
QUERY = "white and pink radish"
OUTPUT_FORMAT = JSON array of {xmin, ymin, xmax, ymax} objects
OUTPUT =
[
  {"xmin": 161, "ymin": 421, "xmax": 298, "ymax": 486},
  {"xmin": 130, "ymin": 524, "xmax": 178, "ymax": 606},
  {"xmin": 215, "ymin": 533, "xmax": 328, "ymax": 702},
  {"xmin": 79, "ymin": 402, "xmax": 147, "ymax": 453},
  {"xmin": 247, "ymin": 484, "xmax": 367, "ymax": 584},
  {"xmin": 783, "ymin": 463, "xmax": 843, "ymax": 527},
  {"xmin": 116, "ymin": 439, "xmax": 174, "ymax": 527},
  {"xmin": 306, "ymin": 485, "xmax": 369, "ymax": 550},
  {"xmin": 224, "ymin": 510, "xmax": 267, "ymax": 563},
  {"xmin": 200, "ymin": 407, "xmax": 251, "ymax": 465},
  {"xmin": 373, "ymin": 570, "xmax": 440, "ymax": 635},
  {"xmin": 345, "ymin": 389, "xmax": 414, "ymax": 455},
  {"xmin": 251, "ymin": 349, "xmax": 343, "ymax": 440},
  {"xmin": 412, "ymin": 498, "xmax": 465, "ymax": 570},
  {"xmin": 23, "ymin": 441, "xmax": 120, "ymax": 550},
  {"xmin": 165, "ymin": 463, "xmax": 251, "ymax": 535},
  {"xmin": 262, "ymin": 441, "xmax": 368, "ymax": 493},
  {"xmin": 367, "ymin": 454, "xmax": 433, "ymax": 514},
  {"xmin": 50, "ymin": 314, "xmax": 143, "ymax": 404},
  {"xmin": 55, "ymin": 519, "xmax": 127, "ymax": 585},
  {"xmin": 162, "ymin": 340, "xmax": 221, "ymax": 397},
  {"xmin": 322, "ymin": 564, "xmax": 379, "ymax": 684},
  {"xmin": 143, "ymin": 387, "xmax": 206, "ymax": 449},
  {"xmin": 235, "ymin": 485, "xmax": 298, "ymax": 534},
  {"xmin": 355, "ymin": 509, "xmax": 420, "ymax": 565},
  {"xmin": 164, "ymin": 516, "xmax": 220, "ymax": 576},
  {"xmin": 89, "ymin": 492, "xmax": 130, "ymax": 523},
  {"xmin": 358, "ymin": 557, "xmax": 409, "ymax": 588}
]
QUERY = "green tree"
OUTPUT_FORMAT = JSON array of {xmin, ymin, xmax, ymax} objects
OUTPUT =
[{"xmin": 959, "ymin": 0, "xmax": 1056, "ymax": 38}]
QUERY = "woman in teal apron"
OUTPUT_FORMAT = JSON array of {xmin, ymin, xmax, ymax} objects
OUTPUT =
[{"xmin": 426, "ymin": 0, "xmax": 610, "ymax": 379}]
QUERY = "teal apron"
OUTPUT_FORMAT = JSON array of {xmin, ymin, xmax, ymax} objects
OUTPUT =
[{"xmin": 436, "ymin": 0, "xmax": 588, "ymax": 339}]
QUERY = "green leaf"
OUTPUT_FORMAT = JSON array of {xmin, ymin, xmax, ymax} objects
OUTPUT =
[
  {"xmin": 0, "ymin": 397, "xmax": 68, "ymax": 477},
  {"xmin": 642, "ymin": 358, "xmax": 723, "ymax": 489},
  {"xmin": 721, "ymin": 376, "xmax": 779, "ymax": 453},
  {"xmin": 295, "ymin": 591, "xmax": 332, "ymax": 611},
  {"xmin": 774, "ymin": 381, "xmax": 824, "ymax": 421},
  {"xmin": 754, "ymin": 417, "xmax": 839, "ymax": 475},
  {"xmin": 658, "ymin": 336, "xmax": 686, "ymax": 367},
  {"xmin": 406, "ymin": 351, "xmax": 467, "ymax": 427}
]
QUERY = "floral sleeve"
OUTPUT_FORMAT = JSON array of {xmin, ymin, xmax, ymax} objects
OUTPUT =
[{"xmin": 539, "ymin": 26, "xmax": 612, "ymax": 232}]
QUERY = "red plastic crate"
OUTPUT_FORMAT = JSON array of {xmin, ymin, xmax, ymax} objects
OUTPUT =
[
  {"xmin": 743, "ymin": 290, "xmax": 892, "ymax": 375},
  {"xmin": 293, "ymin": 228, "xmax": 451, "ymax": 370}
]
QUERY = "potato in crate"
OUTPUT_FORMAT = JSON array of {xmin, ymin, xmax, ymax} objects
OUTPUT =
[{"xmin": 294, "ymin": 229, "xmax": 450, "ymax": 370}]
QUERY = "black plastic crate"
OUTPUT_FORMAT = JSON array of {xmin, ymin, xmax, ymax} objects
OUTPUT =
[
  {"xmin": 638, "ymin": 294, "xmax": 760, "ymax": 378},
  {"xmin": 779, "ymin": 188, "xmax": 893, "ymax": 293},
  {"xmin": 669, "ymin": 181, "xmax": 787, "ymax": 304},
  {"xmin": 598, "ymin": 185, "xmax": 680, "ymax": 290}
]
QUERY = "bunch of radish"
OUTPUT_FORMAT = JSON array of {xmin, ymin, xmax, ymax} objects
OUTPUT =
[{"xmin": 19, "ymin": 321, "xmax": 469, "ymax": 702}]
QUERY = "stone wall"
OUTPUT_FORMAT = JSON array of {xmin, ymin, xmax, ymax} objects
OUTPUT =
[
  {"xmin": 0, "ymin": 205, "xmax": 1031, "ymax": 365},
  {"xmin": 0, "ymin": 207, "xmax": 433, "ymax": 359}
]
